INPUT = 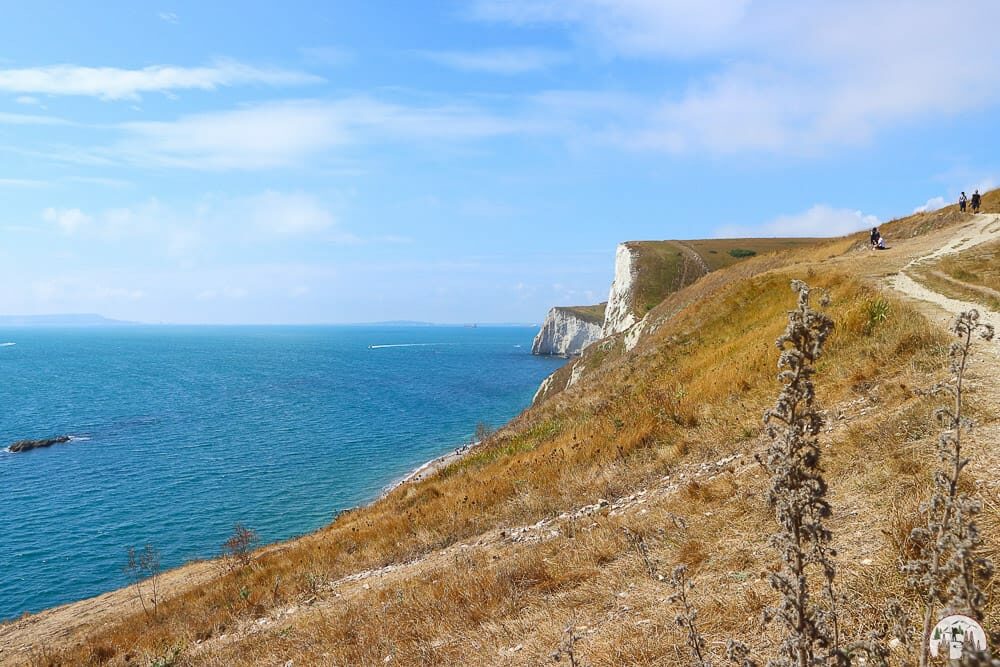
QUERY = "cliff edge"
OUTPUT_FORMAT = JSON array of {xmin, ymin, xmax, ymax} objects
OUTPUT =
[{"xmin": 531, "ymin": 304, "xmax": 606, "ymax": 356}]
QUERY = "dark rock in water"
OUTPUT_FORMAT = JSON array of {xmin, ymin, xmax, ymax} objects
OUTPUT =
[{"xmin": 7, "ymin": 435, "xmax": 72, "ymax": 453}]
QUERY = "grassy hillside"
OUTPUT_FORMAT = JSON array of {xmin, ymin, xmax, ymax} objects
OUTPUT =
[
  {"xmin": 9, "ymin": 196, "xmax": 1000, "ymax": 666},
  {"xmin": 680, "ymin": 237, "xmax": 822, "ymax": 270},
  {"xmin": 555, "ymin": 303, "xmax": 606, "ymax": 325},
  {"xmin": 626, "ymin": 238, "xmax": 824, "ymax": 318}
]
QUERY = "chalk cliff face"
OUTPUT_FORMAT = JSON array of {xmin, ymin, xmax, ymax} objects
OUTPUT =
[
  {"xmin": 602, "ymin": 243, "xmax": 639, "ymax": 336},
  {"xmin": 531, "ymin": 307, "xmax": 604, "ymax": 356}
]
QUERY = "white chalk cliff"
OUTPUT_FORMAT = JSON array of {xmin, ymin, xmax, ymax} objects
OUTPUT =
[
  {"xmin": 602, "ymin": 243, "xmax": 640, "ymax": 336},
  {"xmin": 531, "ymin": 307, "xmax": 604, "ymax": 356}
]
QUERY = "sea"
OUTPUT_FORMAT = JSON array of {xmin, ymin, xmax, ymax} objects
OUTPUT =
[{"xmin": 0, "ymin": 325, "xmax": 563, "ymax": 620}]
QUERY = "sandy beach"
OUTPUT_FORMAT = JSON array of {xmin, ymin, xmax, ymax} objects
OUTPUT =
[{"xmin": 381, "ymin": 440, "xmax": 479, "ymax": 497}]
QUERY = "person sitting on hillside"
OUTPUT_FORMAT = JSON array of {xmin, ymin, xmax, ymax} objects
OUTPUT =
[
  {"xmin": 876, "ymin": 236, "xmax": 887, "ymax": 250},
  {"xmin": 870, "ymin": 227, "xmax": 881, "ymax": 250},
  {"xmin": 971, "ymin": 190, "xmax": 982, "ymax": 213},
  {"xmin": 959, "ymin": 192, "xmax": 968, "ymax": 212}
]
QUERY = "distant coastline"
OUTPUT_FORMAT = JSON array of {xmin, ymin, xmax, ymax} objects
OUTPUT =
[{"xmin": 0, "ymin": 314, "xmax": 138, "ymax": 327}]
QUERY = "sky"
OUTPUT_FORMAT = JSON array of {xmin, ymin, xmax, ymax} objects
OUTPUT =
[{"xmin": 0, "ymin": 0, "xmax": 998, "ymax": 324}]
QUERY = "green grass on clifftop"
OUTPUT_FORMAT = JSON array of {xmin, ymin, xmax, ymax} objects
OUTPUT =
[
  {"xmin": 555, "ymin": 303, "xmax": 606, "ymax": 325},
  {"xmin": 629, "ymin": 238, "xmax": 821, "ymax": 316}
]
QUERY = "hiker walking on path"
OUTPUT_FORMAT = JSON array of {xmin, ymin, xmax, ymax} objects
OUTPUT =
[
  {"xmin": 960, "ymin": 192, "xmax": 968, "ymax": 212},
  {"xmin": 870, "ymin": 226, "xmax": 881, "ymax": 250},
  {"xmin": 971, "ymin": 190, "xmax": 982, "ymax": 213}
]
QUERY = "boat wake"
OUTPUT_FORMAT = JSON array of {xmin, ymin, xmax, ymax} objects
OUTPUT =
[
  {"xmin": 0, "ymin": 342, "xmax": 15, "ymax": 347},
  {"xmin": 368, "ymin": 343, "xmax": 444, "ymax": 349}
]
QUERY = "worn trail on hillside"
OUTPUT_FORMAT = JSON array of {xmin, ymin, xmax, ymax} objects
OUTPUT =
[
  {"xmin": 886, "ymin": 212, "xmax": 1000, "ymax": 470},
  {"xmin": 889, "ymin": 213, "xmax": 1000, "ymax": 336}
]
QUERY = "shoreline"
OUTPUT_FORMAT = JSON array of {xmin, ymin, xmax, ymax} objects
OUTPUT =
[
  {"xmin": 380, "ymin": 440, "xmax": 479, "ymax": 498},
  {"xmin": 0, "ymin": 437, "xmax": 488, "ymax": 640}
]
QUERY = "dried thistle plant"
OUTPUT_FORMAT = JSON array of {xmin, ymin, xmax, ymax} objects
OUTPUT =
[
  {"xmin": 668, "ymin": 564, "xmax": 713, "ymax": 667},
  {"xmin": 757, "ymin": 280, "xmax": 839, "ymax": 667},
  {"xmin": 622, "ymin": 526, "xmax": 714, "ymax": 665},
  {"xmin": 728, "ymin": 639, "xmax": 760, "ymax": 667},
  {"xmin": 904, "ymin": 310, "xmax": 995, "ymax": 667},
  {"xmin": 551, "ymin": 620, "xmax": 588, "ymax": 666}
]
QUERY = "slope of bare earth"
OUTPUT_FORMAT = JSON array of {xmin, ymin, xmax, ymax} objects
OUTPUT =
[{"xmin": 5, "ymin": 196, "xmax": 1000, "ymax": 666}]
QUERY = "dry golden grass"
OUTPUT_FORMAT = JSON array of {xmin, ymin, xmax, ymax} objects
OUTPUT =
[{"xmin": 13, "ymin": 194, "xmax": 1000, "ymax": 666}]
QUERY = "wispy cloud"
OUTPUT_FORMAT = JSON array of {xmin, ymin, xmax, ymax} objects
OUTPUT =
[
  {"xmin": 157, "ymin": 11, "xmax": 179, "ymax": 24},
  {"xmin": 66, "ymin": 176, "xmax": 132, "ymax": 188},
  {"xmin": 0, "ymin": 59, "xmax": 322, "ymax": 101},
  {"xmin": 241, "ymin": 190, "xmax": 338, "ymax": 236},
  {"xmin": 111, "ymin": 97, "xmax": 542, "ymax": 169},
  {"xmin": 42, "ymin": 206, "xmax": 92, "ymax": 233},
  {"xmin": 299, "ymin": 46, "xmax": 354, "ymax": 66},
  {"xmin": 714, "ymin": 204, "xmax": 878, "ymax": 238},
  {"xmin": 913, "ymin": 196, "xmax": 947, "ymax": 214},
  {"xmin": 35, "ymin": 191, "xmax": 396, "ymax": 253},
  {"xmin": 419, "ymin": 47, "xmax": 566, "ymax": 74},
  {"xmin": 0, "ymin": 177, "xmax": 48, "ymax": 188},
  {"xmin": 470, "ymin": 0, "xmax": 750, "ymax": 57},
  {"xmin": 473, "ymin": 0, "xmax": 1000, "ymax": 155},
  {"xmin": 0, "ymin": 111, "xmax": 70, "ymax": 125}
]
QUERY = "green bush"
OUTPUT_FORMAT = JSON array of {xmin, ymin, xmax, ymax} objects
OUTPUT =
[{"xmin": 728, "ymin": 248, "xmax": 757, "ymax": 258}]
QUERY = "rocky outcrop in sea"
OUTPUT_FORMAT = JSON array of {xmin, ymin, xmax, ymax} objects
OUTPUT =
[{"xmin": 7, "ymin": 435, "xmax": 71, "ymax": 453}]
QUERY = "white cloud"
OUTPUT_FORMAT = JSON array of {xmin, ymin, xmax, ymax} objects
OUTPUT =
[
  {"xmin": 157, "ymin": 11, "xmax": 179, "ymax": 24},
  {"xmin": 117, "ymin": 101, "xmax": 350, "ymax": 169},
  {"xmin": 0, "ymin": 178, "xmax": 47, "ymax": 188},
  {"xmin": 299, "ymin": 46, "xmax": 354, "ymax": 66},
  {"xmin": 42, "ymin": 207, "xmax": 92, "ymax": 233},
  {"xmin": 243, "ymin": 191, "xmax": 337, "ymax": 236},
  {"xmin": 0, "ymin": 59, "xmax": 321, "ymax": 101},
  {"xmin": 420, "ymin": 48, "xmax": 566, "ymax": 74},
  {"xmin": 197, "ymin": 287, "xmax": 248, "ymax": 301},
  {"xmin": 94, "ymin": 286, "xmax": 145, "ymax": 301},
  {"xmin": 913, "ymin": 196, "xmax": 947, "ymax": 214},
  {"xmin": 14, "ymin": 95, "xmax": 39, "ymax": 105},
  {"xmin": 0, "ymin": 111, "xmax": 69, "ymax": 125},
  {"xmin": 474, "ymin": 0, "xmax": 1000, "ymax": 155},
  {"xmin": 470, "ymin": 0, "xmax": 750, "ymax": 57},
  {"xmin": 715, "ymin": 204, "xmax": 879, "ymax": 238},
  {"xmin": 113, "ymin": 98, "xmax": 540, "ymax": 169},
  {"xmin": 35, "ymin": 191, "xmax": 388, "ymax": 262},
  {"xmin": 67, "ymin": 176, "xmax": 131, "ymax": 188}
]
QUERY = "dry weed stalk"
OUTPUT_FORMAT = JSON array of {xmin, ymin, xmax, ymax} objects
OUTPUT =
[
  {"xmin": 123, "ymin": 544, "xmax": 162, "ymax": 618},
  {"xmin": 622, "ymin": 527, "xmax": 713, "ymax": 665},
  {"xmin": 758, "ymin": 280, "xmax": 838, "ymax": 666},
  {"xmin": 222, "ymin": 523, "xmax": 260, "ymax": 572},
  {"xmin": 904, "ymin": 310, "xmax": 995, "ymax": 667},
  {"xmin": 551, "ymin": 619, "xmax": 588, "ymax": 666},
  {"xmin": 669, "ymin": 564, "xmax": 713, "ymax": 667}
]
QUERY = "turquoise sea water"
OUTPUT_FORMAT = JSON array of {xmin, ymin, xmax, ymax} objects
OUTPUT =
[{"xmin": 0, "ymin": 326, "xmax": 562, "ymax": 620}]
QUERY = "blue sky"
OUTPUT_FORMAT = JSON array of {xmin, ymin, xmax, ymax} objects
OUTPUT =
[{"xmin": 1, "ymin": 0, "xmax": 998, "ymax": 324}]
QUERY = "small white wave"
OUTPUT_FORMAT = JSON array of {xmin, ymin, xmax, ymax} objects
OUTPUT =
[
  {"xmin": 68, "ymin": 435, "xmax": 91, "ymax": 442},
  {"xmin": 368, "ymin": 343, "xmax": 442, "ymax": 349},
  {"xmin": 0, "ymin": 342, "xmax": 15, "ymax": 347}
]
